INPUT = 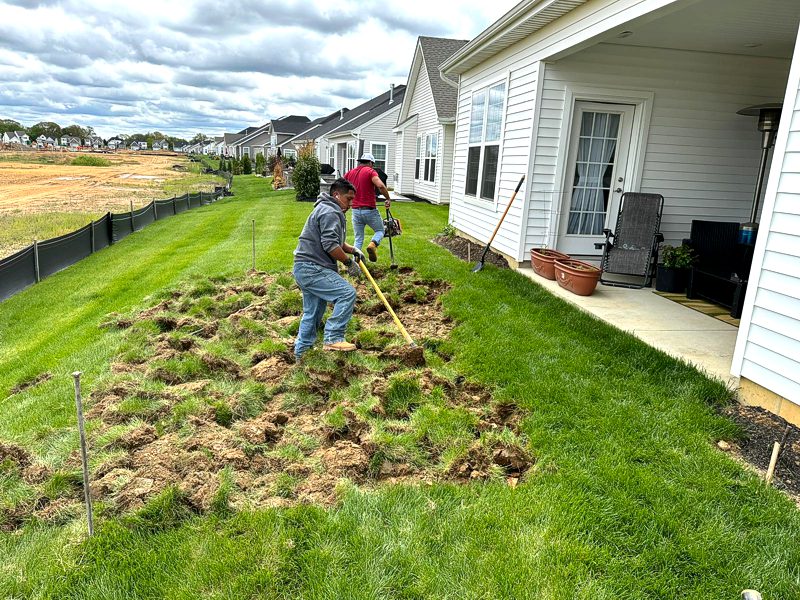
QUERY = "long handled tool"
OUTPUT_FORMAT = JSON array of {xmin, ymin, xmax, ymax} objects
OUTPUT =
[
  {"xmin": 358, "ymin": 260, "xmax": 416, "ymax": 347},
  {"xmin": 384, "ymin": 207, "xmax": 399, "ymax": 270},
  {"xmin": 472, "ymin": 175, "xmax": 525, "ymax": 272}
]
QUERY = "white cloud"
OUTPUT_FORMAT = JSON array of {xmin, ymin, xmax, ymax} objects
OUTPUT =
[{"xmin": 0, "ymin": 0, "xmax": 520, "ymax": 138}]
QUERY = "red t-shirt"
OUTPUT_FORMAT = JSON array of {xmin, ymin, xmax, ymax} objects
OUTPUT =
[{"xmin": 345, "ymin": 165, "xmax": 378, "ymax": 209}]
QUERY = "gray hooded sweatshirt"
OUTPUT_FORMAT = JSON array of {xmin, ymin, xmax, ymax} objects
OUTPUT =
[{"xmin": 293, "ymin": 192, "xmax": 346, "ymax": 271}]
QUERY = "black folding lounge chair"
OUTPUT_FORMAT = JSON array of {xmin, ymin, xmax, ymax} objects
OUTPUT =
[{"xmin": 594, "ymin": 192, "xmax": 664, "ymax": 288}]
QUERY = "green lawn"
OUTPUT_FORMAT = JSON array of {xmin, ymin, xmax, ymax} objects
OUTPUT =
[{"xmin": 1, "ymin": 176, "xmax": 799, "ymax": 598}]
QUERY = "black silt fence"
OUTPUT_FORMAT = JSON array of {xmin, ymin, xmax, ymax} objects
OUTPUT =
[
  {"xmin": 0, "ymin": 246, "xmax": 37, "ymax": 302},
  {"xmin": 37, "ymin": 224, "xmax": 93, "ymax": 280},
  {"xmin": 0, "ymin": 169, "xmax": 232, "ymax": 302}
]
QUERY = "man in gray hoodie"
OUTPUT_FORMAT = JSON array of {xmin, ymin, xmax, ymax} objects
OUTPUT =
[{"xmin": 293, "ymin": 178, "xmax": 364, "ymax": 359}]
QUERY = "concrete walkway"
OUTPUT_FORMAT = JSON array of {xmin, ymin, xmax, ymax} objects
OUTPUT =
[{"xmin": 516, "ymin": 268, "xmax": 739, "ymax": 388}]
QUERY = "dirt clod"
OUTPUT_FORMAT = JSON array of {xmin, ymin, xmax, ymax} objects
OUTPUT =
[
  {"xmin": 379, "ymin": 345, "xmax": 426, "ymax": 367},
  {"xmin": 10, "ymin": 372, "xmax": 53, "ymax": 395}
]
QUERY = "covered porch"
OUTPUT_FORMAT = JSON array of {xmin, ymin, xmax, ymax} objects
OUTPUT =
[{"xmin": 525, "ymin": 0, "xmax": 800, "ymax": 264}]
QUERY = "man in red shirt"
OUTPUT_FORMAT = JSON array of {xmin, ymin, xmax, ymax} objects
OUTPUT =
[{"xmin": 344, "ymin": 153, "xmax": 392, "ymax": 262}]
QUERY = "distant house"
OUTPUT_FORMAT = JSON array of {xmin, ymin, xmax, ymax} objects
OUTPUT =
[
  {"xmin": 2, "ymin": 131, "xmax": 30, "ymax": 146},
  {"xmin": 44, "ymin": 137, "xmax": 56, "ymax": 148},
  {"xmin": 394, "ymin": 36, "xmax": 469, "ymax": 204},
  {"xmin": 107, "ymin": 138, "xmax": 125, "ymax": 150},
  {"xmin": 59, "ymin": 136, "xmax": 81, "ymax": 149},
  {"xmin": 319, "ymin": 85, "xmax": 406, "ymax": 178},
  {"xmin": 152, "ymin": 140, "xmax": 166, "ymax": 151},
  {"xmin": 229, "ymin": 125, "xmax": 264, "ymax": 159},
  {"xmin": 262, "ymin": 115, "xmax": 312, "ymax": 157},
  {"xmin": 83, "ymin": 136, "xmax": 103, "ymax": 149},
  {"xmin": 279, "ymin": 109, "xmax": 348, "ymax": 162}
]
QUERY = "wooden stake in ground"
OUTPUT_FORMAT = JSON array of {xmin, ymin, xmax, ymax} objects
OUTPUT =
[
  {"xmin": 73, "ymin": 372, "xmax": 94, "ymax": 536},
  {"xmin": 765, "ymin": 425, "xmax": 791, "ymax": 486},
  {"xmin": 251, "ymin": 220, "xmax": 256, "ymax": 271}
]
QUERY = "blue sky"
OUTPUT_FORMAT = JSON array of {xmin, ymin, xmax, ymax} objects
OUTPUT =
[{"xmin": 0, "ymin": 0, "xmax": 520, "ymax": 138}]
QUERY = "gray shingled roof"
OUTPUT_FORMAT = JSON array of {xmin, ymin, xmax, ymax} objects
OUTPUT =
[
  {"xmin": 418, "ymin": 36, "xmax": 469, "ymax": 120},
  {"xmin": 323, "ymin": 85, "xmax": 406, "ymax": 138},
  {"xmin": 272, "ymin": 115, "xmax": 311, "ymax": 135}
]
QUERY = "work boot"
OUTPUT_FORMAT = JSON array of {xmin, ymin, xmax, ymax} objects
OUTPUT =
[
  {"xmin": 323, "ymin": 341, "xmax": 357, "ymax": 352},
  {"xmin": 366, "ymin": 241, "xmax": 378, "ymax": 262}
]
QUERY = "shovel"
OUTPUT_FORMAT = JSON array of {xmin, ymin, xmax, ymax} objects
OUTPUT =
[{"xmin": 472, "ymin": 175, "xmax": 525, "ymax": 273}]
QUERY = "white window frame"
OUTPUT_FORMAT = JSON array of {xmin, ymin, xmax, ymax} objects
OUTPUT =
[
  {"xmin": 284, "ymin": 148, "xmax": 296, "ymax": 159},
  {"xmin": 243, "ymin": 147, "xmax": 250, "ymax": 157},
  {"xmin": 328, "ymin": 143, "xmax": 335, "ymax": 168},
  {"xmin": 415, "ymin": 135, "xmax": 423, "ymax": 180},
  {"xmin": 346, "ymin": 141, "xmax": 357, "ymax": 172},
  {"xmin": 423, "ymin": 132, "xmax": 438, "ymax": 183},
  {"xmin": 464, "ymin": 76, "xmax": 509, "ymax": 203},
  {"xmin": 370, "ymin": 142, "xmax": 387, "ymax": 172}
]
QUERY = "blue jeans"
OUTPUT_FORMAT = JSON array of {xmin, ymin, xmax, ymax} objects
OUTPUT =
[
  {"xmin": 292, "ymin": 261, "xmax": 356, "ymax": 357},
  {"xmin": 351, "ymin": 208, "xmax": 384, "ymax": 249}
]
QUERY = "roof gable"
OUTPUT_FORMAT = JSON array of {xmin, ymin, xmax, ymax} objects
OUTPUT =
[{"xmin": 324, "ymin": 85, "xmax": 407, "ymax": 137}]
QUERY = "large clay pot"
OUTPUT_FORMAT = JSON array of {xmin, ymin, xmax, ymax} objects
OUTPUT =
[
  {"xmin": 530, "ymin": 248, "xmax": 571, "ymax": 280},
  {"xmin": 553, "ymin": 259, "xmax": 601, "ymax": 296}
]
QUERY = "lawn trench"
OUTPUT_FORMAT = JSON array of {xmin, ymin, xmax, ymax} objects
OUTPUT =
[{"xmin": 0, "ymin": 266, "xmax": 533, "ymax": 529}]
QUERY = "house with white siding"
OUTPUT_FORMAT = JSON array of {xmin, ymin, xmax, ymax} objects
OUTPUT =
[
  {"xmin": 261, "ymin": 115, "xmax": 311, "ymax": 158},
  {"xmin": 2, "ymin": 131, "xmax": 30, "ymax": 146},
  {"xmin": 315, "ymin": 85, "xmax": 406, "ymax": 178},
  {"xmin": 394, "ymin": 37, "xmax": 468, "ymax": 204},
  {"xmin": 732, "ymin": 26, "xmax": 800, "ymax": 426},
  {"xmin": 441, "ymin": 0, "xmax": 800, "ymax": 424}
]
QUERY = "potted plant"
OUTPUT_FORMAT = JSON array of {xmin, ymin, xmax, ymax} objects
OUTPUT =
[
  {"xmin": 530, "ymin": 248, "xmax": 571, "ymax": 280},
  {"xmin": 553, "ymin": 259, "xmax": 601, "ymax": 296},
  {"xmin": 655, "ymin": 243, "xmax": 696, "ymax": 293}
]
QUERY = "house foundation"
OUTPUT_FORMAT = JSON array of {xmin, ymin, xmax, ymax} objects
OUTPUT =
[{"xmin": 739, "ymin": 379, "xmax": 800, "ymax": 428}]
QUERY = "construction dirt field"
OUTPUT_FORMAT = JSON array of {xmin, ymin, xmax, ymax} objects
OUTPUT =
[{"xmin": 0, "ymin": 151, "xmax": 215, "ymax": 216}]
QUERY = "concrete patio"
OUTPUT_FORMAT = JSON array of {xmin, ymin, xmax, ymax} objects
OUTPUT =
[{"xmin": 517, "ymin": 268, "xmax": 739, "ymax": 388}]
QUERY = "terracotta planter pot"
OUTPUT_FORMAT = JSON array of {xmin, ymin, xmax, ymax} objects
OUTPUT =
[
  {"xmin": 553, "ymin": 259, "xmax": 601, "ymax": 296},
  {"xmin": 530, "ymin": 248, "xmax": 571, "ymax": 280}
]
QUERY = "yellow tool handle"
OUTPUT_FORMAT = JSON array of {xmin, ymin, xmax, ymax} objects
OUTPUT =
[{"xmin": 358, "ymin": 260, "xmax": 416, "ymax": 347}]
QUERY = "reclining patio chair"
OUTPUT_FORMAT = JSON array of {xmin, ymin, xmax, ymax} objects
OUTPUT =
[
  {"xmin": 594, "ymin": 192, "xmax": 664, "ymax": 288},
  {"xmin": 685, "ymin": 220, "xmax": 751, "ymax": 318}
]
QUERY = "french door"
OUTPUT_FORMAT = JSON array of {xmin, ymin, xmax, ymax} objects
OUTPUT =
[{"xmin": 558, "ymin": 102, "xmax": 635, "ymax": 255}]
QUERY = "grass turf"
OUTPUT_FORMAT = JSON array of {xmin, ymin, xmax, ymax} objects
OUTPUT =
[
  {"xmin": 0, "ymin": 212, "xmax": 103, "ymax": 256},
  {"xmin": 0, "ymin": 176, "xmax": 799, "ymax": 598}
]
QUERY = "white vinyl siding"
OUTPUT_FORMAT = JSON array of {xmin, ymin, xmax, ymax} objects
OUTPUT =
[
  {"xmin": 525, "ymin": 43, "xmax": 790, "ymax": 253},
  {"xmin": 450, "ymin": 60, "xmax": 539, "ymax": 260},
  {"xmin": 734, "ymin": 32, "xmax": 800, "ymax": 406},
  {"xmin": 402, "ymin": 53, "xmax": 448, "ymax": 203},
  {"xmin": 397, "ymin": 119, "xmax": 418, "ymax": 196},
  {"xmin": 358, "ymin": 104, "xmax": 401, "ymax": 185}
]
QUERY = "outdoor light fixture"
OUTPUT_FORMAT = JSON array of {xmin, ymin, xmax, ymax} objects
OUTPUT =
[
  {"xmin": 617, "ymin": 30, "xmax": 633, "ymax": 38},
  {"xmin": 736, "ymin": 102, "xmax": 783, "ymax": 244}
]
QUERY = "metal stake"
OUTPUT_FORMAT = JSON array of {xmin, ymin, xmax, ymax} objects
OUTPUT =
[
  {"xmin": 130, "ymin": 200, "xmax": 135, "ymax": 232},
  {"xmin": 33, "ymin": 240, "xmax": 41, "ymax": 283},
  {"xmin": 89, "ymin": 220, "xmax": 95, "ymax": 254},
  {"xmin": 73, "ymin": 372, "xmax": 94, "ymax": 536},
  {"xmin": 153, "ymin": 198, "xmax": 158, "ymax": 220},
  {"xmin": 251, "ymin": 220, "xmax": 256, "ymax": 271}
]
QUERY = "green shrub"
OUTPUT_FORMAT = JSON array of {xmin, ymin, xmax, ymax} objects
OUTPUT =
[
  {"xmin": 241, "ymin": 155, "xmax": 252, "ymax": 175},
  {"xmin": 293, "ymin": 144, "xmax": 321, "ymax": 200},
  {"xmin": 661, "ymin": 243, "xmax": 697, "ymax": 269},
  {"xmin": 255, "ymin": 153, "xmax": 266, "ymax": 176},
  {"xmin": 70, "ymin": 155, "xmax": 111, "ymax": 167}
]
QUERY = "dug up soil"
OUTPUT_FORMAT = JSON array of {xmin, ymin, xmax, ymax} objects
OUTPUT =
[{"xmin": 1, "ymin": 267, "xmax": 533, "ymax": 530}]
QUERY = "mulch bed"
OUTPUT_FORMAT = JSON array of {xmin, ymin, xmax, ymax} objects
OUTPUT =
[
  {"xmin": 433, "ymin": 235, "xmax": 509, "ymax": 269},
  {"xmin": 722, "ymin": 404, "xmax": 800, "ymax": 497}
]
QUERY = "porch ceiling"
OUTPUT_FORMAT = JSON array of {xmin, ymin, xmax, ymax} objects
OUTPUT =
[{"xmin": 606, "ymin": 0, "xmax": 800, "ymax": 59}]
